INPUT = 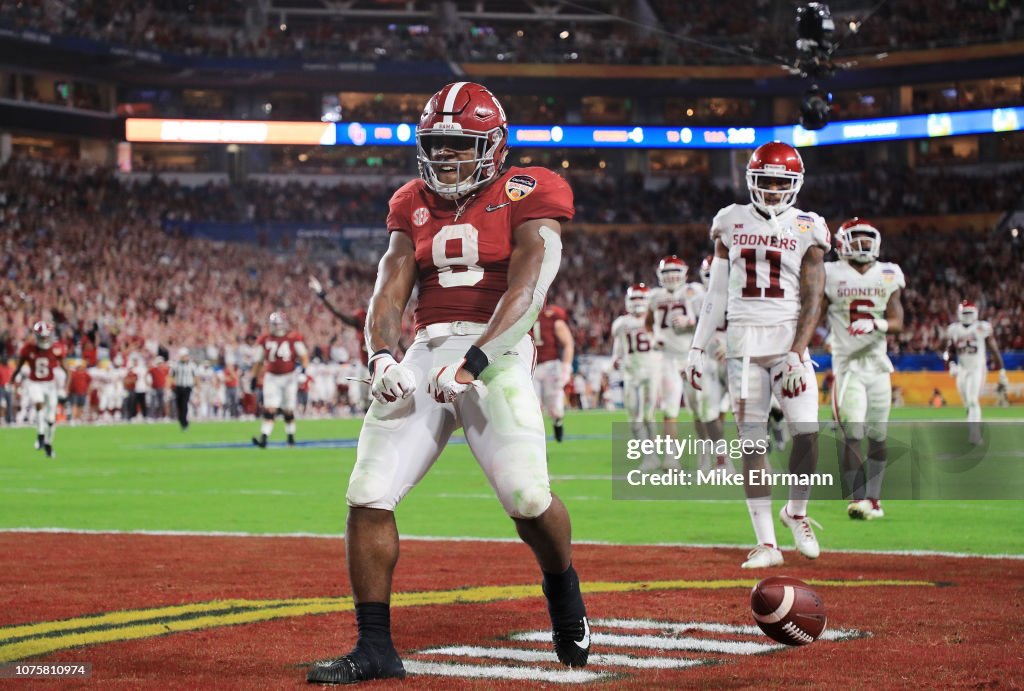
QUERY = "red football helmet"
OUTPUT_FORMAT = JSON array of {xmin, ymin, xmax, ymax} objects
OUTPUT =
[
  {"xmin": 957, "ymin": 300, "xmax": 978, "ymax": 325},
  {"xmin": 746, "ymin": 141, "xmax": 804, "ymax": 216},
  {"xmin": 656, "ymin": 255, "xmax": 687, "ymax": 291},
  {"xmin": 268, "ymin": 312, "xmax": 288, "ymax": 337},
  {"xmin": 836, "ymin": 217, "xmax": 881, "ymax": 264},
  {"xmin": 626, "ymin": 283, "xmax": 651, "ymax": 316},
  {"xmin": 32, "ymin": 320, "xmax": 54, "ymax": 348},
  {"xmin": 416, "ymin": 81, "xmax": 509, "ymax": 200}
]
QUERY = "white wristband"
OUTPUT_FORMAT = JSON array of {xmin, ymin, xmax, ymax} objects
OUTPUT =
[{"xmin": 873, "ymin": 318, "xmax": 888, "ymax": 333}]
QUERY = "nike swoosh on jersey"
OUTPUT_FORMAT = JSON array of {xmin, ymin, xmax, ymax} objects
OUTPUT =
[{"xmin": 485, "ymin": 202, "xmax": 512, "ymax": 212}]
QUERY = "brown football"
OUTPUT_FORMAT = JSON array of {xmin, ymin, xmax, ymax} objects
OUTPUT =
[{"xmin": 750, "ymin": 576, "xmax": 827, "ymax": 646}]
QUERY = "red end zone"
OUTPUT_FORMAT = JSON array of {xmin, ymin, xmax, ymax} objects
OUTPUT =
[{"xmin": 1, "ymin": 533, "xmax": 1021, "ymax": 688}]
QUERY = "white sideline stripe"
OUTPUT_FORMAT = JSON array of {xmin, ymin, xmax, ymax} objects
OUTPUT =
[
  {"xmin": 1, "ymin": 528, "xmax": 1021, "ymax": 560},
  {"xmin": 511, "ymin": 631, "xmax": 782, "ymax": 655},
  {"xmin": 592, "ymin": 619, "xmax": 862, "ymax": 641},
  {"xmin": 402, "ymin": 660, "xmax": 608, "ymax": 684},
  {"xmin": 417, "ymin": 646, "xmax": 703, "ymax": 669}
]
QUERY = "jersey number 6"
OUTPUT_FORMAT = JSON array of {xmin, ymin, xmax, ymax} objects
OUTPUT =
[{"xmin": 433, "ymin": 223, "xmax": 485, "ymax": 288}]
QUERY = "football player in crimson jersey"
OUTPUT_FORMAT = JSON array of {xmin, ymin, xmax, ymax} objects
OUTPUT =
[
  {"xmin": 532, "ymin": 305, "xmax": 574, "ymax": 442},
  {"xmin": 15, "ymin": 321, "xmax": 67, "ymax": 458},
  {"xmin": 251, "ymin": 312, "xmax": 310, "ymax": 448},
  {"xmin": 823, "ymin": 219, "xmax": 905, "ymax": 521},
  {"xmin": 308, "ymin": 82, "xmax": 590, "ymax": 685},
  {"xmin": 944, "ymin": 300, "xmax": 1008, "ymax": 446},
  {"xmin": 687, "ymin": 141, "xmax": 828, "ymax": 569}
]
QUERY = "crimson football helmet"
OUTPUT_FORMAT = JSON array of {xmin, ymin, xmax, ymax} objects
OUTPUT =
[
  {"xmin": 836, "ymin": 217, "xmax": 881, "ymax": 264},
  {"xmin": 626, "ymin": 283, "xmax": 651, "ymax": 317},
  {"xmin": 746, "ymin": 141, "xmax": 804, "ymax": 216},
  {"xmin": 416, "ymin": 81, "xmax": 509, "ymax": 200},
  {"xmin": 957, "ymin": 300, "xmax": 978, "ymax": 325},
  {"xmin": 268, "ymin": 312, "xmax": 288, "ymax": 337},
  {"xmin": 656, "ymin": 256, "xmax": 687, "ymax": 292},
  {"xmin": 32, "ymin": 320, "xmax": 54, "ymax": 348}
]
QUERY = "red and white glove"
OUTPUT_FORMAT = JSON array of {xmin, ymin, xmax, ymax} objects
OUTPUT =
[
  {"xmin": 427, "ymin": 362, "xmax": 477, "ymax": 403},
  {"xmin": 948, "ymin": 362, "xmax": 960, "ymax": 378},
  {"xmin": 780, "ymin": 351, "xmax": 809, "ymax": 398},
  {"xmin": 849, "ymin": 318, "xmax": 888, "ymax": 336},
  {"xmin": 686, "ymin": 348, "xmax": 705, "ymax": 391},
  {"xmin": 998, "ymin": 368, "xmax": 1010, "ymax": 388},
  {"xmin": 368, "ymin": 350, "xmax": 416, "ymax": 404}
]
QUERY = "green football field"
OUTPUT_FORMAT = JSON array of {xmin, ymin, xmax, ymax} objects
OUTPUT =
[{"xmin": 1, "ymin": 407, "xmax": 1021, "ymax": 556}]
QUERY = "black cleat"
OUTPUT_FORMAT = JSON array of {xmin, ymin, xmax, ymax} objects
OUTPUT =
[
  {"xmin": 44, "ymin": 444, "xmax": 55, "ymax": 459},
  {"xmin": 252, "ymin": 435, "xmax": 267, "ymax": 449},
  {"xmin": 307, "ymin": 646, "xmax": 405, "ymax": 684},
  {"xmin": 35, "ymin": 434, "xmax": 44, "ymax": 450},
  {"xmin": 553, "ymin": 421, "xmax": 564, "ymax": 443},
  {"xmin": 543, "ymin": 575, "xmax": 590, "ymax": 668},
  {"xmin": 287, "ymin": 434, "xmax": 296, "ymax": 447}
]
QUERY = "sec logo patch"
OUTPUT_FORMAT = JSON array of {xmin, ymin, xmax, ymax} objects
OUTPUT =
[
  {"xmin": 505, "ymin": 175, "xmax": 537, "ymax": 202},
  {"xmin": 412, "ymin": 207, "xmax": 430, "ymax": 226}
]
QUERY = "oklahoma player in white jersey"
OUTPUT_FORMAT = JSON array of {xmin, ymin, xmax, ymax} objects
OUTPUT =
[
  {"xmin": 15, "ymin": 321, "xmax": 67, "ymax": 458},
  {"xmin": 945, "ymin": 301, "xmax": 1008, "ymax": 445},
  {"xmin": 252, "ymin": 312, "xmax": 310, "ymax": 448},
  {"xmin": 307, "ymin": 82, "xmax": 589, "ymax": 685},
  {"xmin": 612, "ymin": 284, "xmax": 661, "ymax": 468},
  {"xmin": 687, "ymin": 141, "xmax": 829, "ymax": 569},
  {"xmin": 824, "ymin": 218, "xmax": 904, "ymax": 521}
]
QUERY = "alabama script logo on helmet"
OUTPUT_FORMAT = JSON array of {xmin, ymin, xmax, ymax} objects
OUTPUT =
[{"xmin": 416, "ymin": 82, "xmax": 509, "ymax": 201}]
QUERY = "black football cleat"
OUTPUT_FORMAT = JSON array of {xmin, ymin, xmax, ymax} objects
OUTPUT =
[
  {"xmin": 287, "ymin": 434, "xmax": 296, "ymax": 447},
  {"xmin": 35, "ymin": 433, "xmax": 44, "ymax": 450},
  {"xmin": 552, "ymin": 615, "xmax": 591, "ymax": 668},
  {"xmin": 252, "ymin": 435, "xmax": 267, "ymax": 449},
  {"xmin": 307, "ymin": 646, "xmax": 405, "ymax": 684},
  {"xmin": 44, "ymin": 444, "xmax": 55, "ymax": 459},
  {"xmin": 553, "ymin": 420, "xmax": 564, "ymax": 443}
]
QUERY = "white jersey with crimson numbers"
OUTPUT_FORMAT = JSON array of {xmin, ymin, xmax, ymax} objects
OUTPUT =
[
  {"xmin": 649, "ymin": 283, "xmax": 704, "ymax": 356},
  {"xmin": 611, "ymin": 314, "xmax": 660, "ymax": 378},
  {"xmin": 825, "ymin": 260, "xmax": 904, "ymax": 374},
  {"xmin": 947, "ymin": 321, "xmax": 993, "ymax": 373},
  {"xmin": 711, "ymin": 203, "xmax": 831, "ymax": 357}
]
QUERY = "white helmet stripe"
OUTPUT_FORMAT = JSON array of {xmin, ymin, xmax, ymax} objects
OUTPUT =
[{"xmin": 442, "ymin": 81, "xmax": 468, "ymax": 124}]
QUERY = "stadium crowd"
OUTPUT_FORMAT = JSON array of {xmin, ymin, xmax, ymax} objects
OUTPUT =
[
  {"xmin": 1, "ymin": 0, "xmax": 1017, "ymax": 67},
  {"xmin": 1, "ymin": 154, "xmax": 1021, "ymax": 426}
]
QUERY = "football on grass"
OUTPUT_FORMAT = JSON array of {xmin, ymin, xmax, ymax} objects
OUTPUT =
[{"xmin": 750, "ymin": 576, "xmax": 827, "ymax": 646}]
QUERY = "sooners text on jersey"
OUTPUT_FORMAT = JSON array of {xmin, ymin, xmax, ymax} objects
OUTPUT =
[
  {"xmin": 534, "ymin": 305, "xmax": 568, "ymax": 364},
  {"xmin": 387, "ymin": 166, "xmax": 574, "ymax": 330},
  {"xmin": 20, "ymin": 341, "xmax": 66, "ymax": 382},
  {"xmin": 258, "ymin": 332, "xmax": 306, "ymax": 375}
]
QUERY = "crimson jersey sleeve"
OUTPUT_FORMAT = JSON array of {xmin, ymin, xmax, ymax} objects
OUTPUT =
[
  {"xmin": 18, "ymin": 342, "xmax": 32, "ymax": 360},
  {"xmin": 385, "ymin": 180, "xmax": 420, "ymax": 235},
  {"xmin": 509, "ymin": 167, "xmax": 575, "ymax": 228}
]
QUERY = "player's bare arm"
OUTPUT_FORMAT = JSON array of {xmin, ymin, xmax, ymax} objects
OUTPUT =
[
  {"xmin": 884, "ymin": 289, "xmax": 904, "ymax": 334},
  {"xmin": 986, "ymin": 334, "xmax": 1005, "ymax": 371},
  {"xmin": 365, "ymin": 232, "xmax": 417, "ymax": 354},
  {"xmin": 554, "ymin": 318, "xmax": 574, "ymax": 377},
  {"xmin": 685, "ymin": 239, "xmax": 729, "ymax": 389},
  {"xmin": 791, "ymin": 246, "xmax": 825, "ymax": 354},
  {"xmin": 310, "ymin": 275, "xmax": 363, "ymax": 329}
]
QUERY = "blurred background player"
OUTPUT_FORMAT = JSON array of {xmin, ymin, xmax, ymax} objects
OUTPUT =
[
  {"xmin": 824, "ymin": 218, "xmax": 904, "ymax": 521},
  {"xmin": 309, "ymin": 275, "xmax": 371, "ymax": 409},
  {"xmin": 945, "ymin": 301, "xmax": 1008, "ymax": 445},
  {"xmin": 67, "ymin": 362, "xmax": 92, "ymax": 424},
  {"xmin": 612, "ymin": 283, "xmax": 661, "ymax": 470},
  {"xmin": 695, "ymin": 255, "xmax": 734, "ymax": 473},
  {"xmin": 252, "ymin": 311, "xmax": 310, "ymax": 448},
  {"xmin": 533, "ymin": 304, "xmax": 574, "ymax": 442},
  {"xmin": 15, "ymin": 321, "xmax": 67, "ymax": 458},
  {"xmin": 688, "ymin": 141, "xmax": 829, "ymax": 569},
  {"xmin": 649, "ymin": 256, "xmax": 698, "ymax": 468}
]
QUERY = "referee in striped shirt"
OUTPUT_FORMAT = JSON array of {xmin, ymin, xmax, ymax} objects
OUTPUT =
[{"xmin": 170, "ymin": 348, "xmax": 198, "ymax": 430}]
